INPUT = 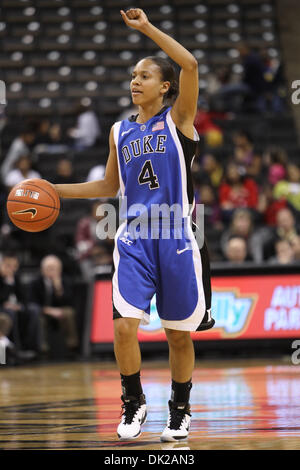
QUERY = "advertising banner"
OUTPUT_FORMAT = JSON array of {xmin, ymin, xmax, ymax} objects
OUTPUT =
[{"xmin": 90, "ymin": 274, "xmax": 300, "ymax": 343}]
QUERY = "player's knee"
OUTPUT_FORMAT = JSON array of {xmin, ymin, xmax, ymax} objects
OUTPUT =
[
  {"xmin": 166, "ymin": 329, "xmax": 191, "ymax": 349},
  {"xmin": 114, "ymin": 318, "xmax": 138, "ymax": 345}
]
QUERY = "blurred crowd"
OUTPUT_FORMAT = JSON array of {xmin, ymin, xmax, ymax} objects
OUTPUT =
[
  {"xmin": 0, "ymin": 45, "xmax": 299, "ymax": 364},
  {"xmin": 191, "ymin": 136, "xmax": 300, "ymax": 264},
  {"xmin": 0, "ymin": 103, "xmax": 106, "ymax": 364}
]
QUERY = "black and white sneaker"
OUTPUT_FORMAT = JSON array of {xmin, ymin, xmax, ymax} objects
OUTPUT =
[
  {"xmin": 160, "ymin": 401, "xmax": 191, "ymax": 442},
  {"xmin": 117, "ymin": 394, "xmax": 147, "ymax": 440}
]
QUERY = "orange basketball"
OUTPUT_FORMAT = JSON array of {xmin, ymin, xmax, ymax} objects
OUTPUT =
[{"xmin": 6, "ymin": 179, "xmax": 60, "ymax": 232}]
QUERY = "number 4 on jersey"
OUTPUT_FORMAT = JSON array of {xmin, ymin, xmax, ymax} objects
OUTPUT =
[{"xmin": 138, "ymin": 160, "xmax": 160, "ymax": 190}]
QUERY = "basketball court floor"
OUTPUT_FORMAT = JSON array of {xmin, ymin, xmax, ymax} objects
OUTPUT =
[{"xmin": 0, "ymin": 358, "xmax": 299, "ymax": 450}]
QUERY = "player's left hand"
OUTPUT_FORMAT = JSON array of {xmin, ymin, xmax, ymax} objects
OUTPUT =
[{"xmin": 120, "ymin": 8, "xmax": 149, "ymax": 31}]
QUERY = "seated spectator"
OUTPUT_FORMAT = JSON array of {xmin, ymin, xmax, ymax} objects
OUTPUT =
[
  {"xmin": 205, "ymin": 43, "xmax": 271, "ymax": 113},
  {"xmin": 268, "ymin": 239, "xmax": 298, "ymax": 265},
  {"xmin": 1, "ymin": 121, "xmax": 38, "ymax": 178},
  {"xmin": 86, "ymin": 164, "xmax": 106, "ymax": 183},
  {"xmin": 236, "ymin": 42, "xmax": 269, "ymax": 113},
  {"xmin": 264, "ymin": 207, "xmax": 300, "ymax": 260},
  {"xmin": 4, "ymin": 154, "xmax": 41, "ymax": 190},
  {"xmin": 192, "ymin": 153, "xmax": 224, "ymax": 189},
  {"xmin": 0, "ymin": 252, "xmax": 41, "ymax": 355},
  {"xmin": 258, "ymin": 183, "xmax": 287, "ymax": 226},
  {"xmin": 223, "ymin": 236, "xmax": 248, "ymax": 264},
  {"xmin": 206, "ymin": 66, "xmax": 234, "ymax": 96},
  {"xmin": 68, "ymin": 103, "xmax": 101, "ymax": 150},
  {"xmin": 273, "ymin": 162, "xmax": 300, "ymax": 212},
  {"xmin": 262, "ymin": 145, "xmax": 288, "ymax": 186},
  {"xmin": 33, "ymin": 119, "xmax": 63, "ymax": 146},
  {"xmin": 28, "ymin": 255, "xmax": 79, "ymax": 355},
  {"xmin": 52, "ymin": 158, "xmax": 76, "ymax": 185},
  {"xmin": 231, "ymin": 130, "xmax": 262, "ymax": 181},
  {"xmin": 194, "ymin": 100, "xmax": 224, "ymax": 149},
  {"xmin": 33, "ymin": 119, "xmax": 69, "ymax": 156},
  {"xmin": 193, "ymin": 183, "xmax": 223, "ymax": 231},
  {"xmin": 220, "ymin": 208, "xmax": 271, "ymax": 262},
  {"xmin": 218, "ymin": 163, "xmax": 259, "ymax": 220},
  {"xmin": 75, "ymin": 201, "xmax": 114, "ymax": 280},
  {"xmin": 260, "ymin": 48, "xmax": 286, "ymax": 113},
  {"xmin": 208, "ymin": 65, "xmax": 245, "ymax": 113}
]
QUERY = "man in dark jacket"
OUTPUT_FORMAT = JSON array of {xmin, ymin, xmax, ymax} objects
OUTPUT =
[
  {"xmin": 0, "ymin": 252, "xmax": 41, "ymax": 354},
  {"xmin": 28, "ymin": 255, "xmax": 79, "ymax": 354}
]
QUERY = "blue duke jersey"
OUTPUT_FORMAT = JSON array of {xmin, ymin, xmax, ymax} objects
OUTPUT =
[
  {"xmin": 112, "ymin": 106, "xmax": 214, "ymax": 332},
  {"xmin": 113, "ymin": 106, "xmax": 198, "ymax": 222}
]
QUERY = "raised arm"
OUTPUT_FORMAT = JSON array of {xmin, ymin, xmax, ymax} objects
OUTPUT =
[
  {"xmin": 120, "ymin": 8, "xmax": 198, "ymax": 137},
  {"xmin": 54, "ymin": 126, "xmax": 120, "ymax": 199}
]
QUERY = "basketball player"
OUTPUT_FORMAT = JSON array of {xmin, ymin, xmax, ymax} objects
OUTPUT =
[{"xmin": 53, "ymin": 8, "xmax": 214, "ymax": 442}]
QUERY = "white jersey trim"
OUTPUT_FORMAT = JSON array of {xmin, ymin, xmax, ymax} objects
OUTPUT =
[
  {"xmin": 113, "ymin": 121, "xmax": 125, "ymax": 197},
  {"xmin": 166, "ymin": 111, "xmax": 192, "ymax": 218}
]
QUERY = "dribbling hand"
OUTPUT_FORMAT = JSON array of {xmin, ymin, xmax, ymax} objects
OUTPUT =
[{"xmin": 120, "ymin": 8, "xmax": 149, "ymax": 31}]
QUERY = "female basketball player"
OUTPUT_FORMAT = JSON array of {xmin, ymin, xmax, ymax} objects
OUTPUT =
[{"xmin": 53, "ymin": 8, "xmax": 214, "ymax": 442}]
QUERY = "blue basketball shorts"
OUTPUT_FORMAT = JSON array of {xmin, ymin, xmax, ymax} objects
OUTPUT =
[{"xmin": 112, "ymin": 220, "xmax": 208, "ymax": 331}]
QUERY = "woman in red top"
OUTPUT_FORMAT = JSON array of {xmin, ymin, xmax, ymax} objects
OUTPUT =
[{"xmin": 219, "ymin": 162, "xmax": 258, "ymax": 210}]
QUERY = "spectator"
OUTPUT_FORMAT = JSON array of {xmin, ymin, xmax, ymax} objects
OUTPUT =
[
  {"xmin": 33, "ymin": 119, "xmax": 63, "ymax": 146},
  {"xmin": 28, "ymin": 255, "xmax": 79, "ymax": 355},
  {"xmin": 203, "ymin": 43, "xmax": 268, "ymax": 113},
  {"xmin": 273, "ymin": 162, "xmax": 300, "ymax": 212},
  {"xmin": 0, "ymin": 252, "xmax": 41, "ymax": 355},
  {"xmin": 68, "ymin": 103, "xmax": 101, "ymax": 150},
  {"xmin": 262, "ymin": 145, "xmax": 288, "ymax": 183},
  {"xmin": 4, "ymin": 154, "xmax": 41, "ymax": 190},
  {"xmin": 86, "ymin": 163, "xmax": 106, "ymax": 183},
  {"xmin": 231, "ymin": 130, "xmax": 262, "ymax": 180},
  {"xmin": 33, "ymin": 119, "xmax": 69, "ymax": 156},
  {"xmin": 260, "ymin": 48, "xmax": 286, "ymax": 113},
  {"xmin": 236, "ymin": 42, "xmax": 269, "ymax": 112},
  {"xmin": 75, "ymin": 201, "xmax": 114, "ymax": 280},
  {"xmin": 224, "ymin": 236, "xmax": 248, "ymax": 264},
  {"xmin": 193, "ymin": 183, "xmax": 222, "ymax": 230},
  {"xmin": 1, "ymin": 121, "xmax": 37, "ymax": 178},
  {"xmin": 194, "ymin": 100, "xmax": 224, "ymax": 149},
  {"xmin": 258, "ymin": 183, "xmax": 287, "ymax": 226},
  {"xmin": 218, "ymin": 163, "xmax": 259, "ymax": 220},
  {"xmin": 265, "ymin": 207, "xmax": 300, "ymax": 260},
  {"xmin": 263, "ymin": 145, "xmax": 288, "ymax": 171},
  {"xmin": 207, "ymin": 66, "xmax": 235, "ymax": 96},
  {"xmin": 220, "ymin": 208, "xmax": 271, "ymax": 262},
  {"xmin": 269, "ymin": 239, "xmax": 298, "ymax": 265},
  {"xmin": 52, "ymin": 158, "xmax": 76, "ymax": 185},
  {"xmin": 208, "ymin": 65, "xmax": 244, "ymax": 112},
  {"xmin": 192, "ymin": 153, "xmax": 223, "ymax": 188}
]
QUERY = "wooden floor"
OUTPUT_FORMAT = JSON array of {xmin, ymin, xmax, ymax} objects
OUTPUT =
[{"xmin": 0, "ymin": 358, "xmax": 300, "ymax": 450}]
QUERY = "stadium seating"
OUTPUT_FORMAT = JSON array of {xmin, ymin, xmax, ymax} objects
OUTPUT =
[{"xmin": 0, "ymin": 1, "xmax": 279, "ymax": 119}]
